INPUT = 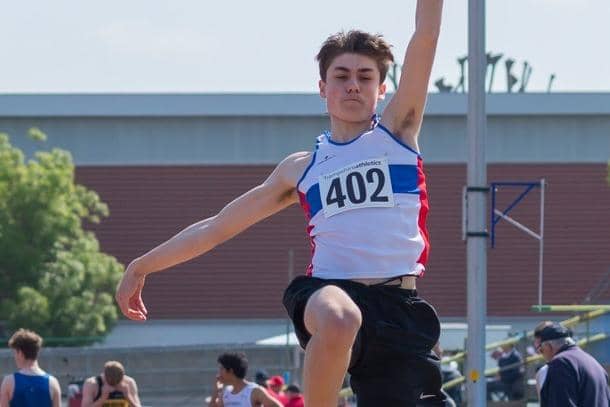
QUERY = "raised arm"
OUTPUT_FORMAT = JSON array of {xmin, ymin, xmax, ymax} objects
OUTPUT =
[
  {"xmin": 380, "ymin": 0, "xmax": 443, "ymax": 150},
  {"xmin": 115, "ymin": 152, "xmax": 310, "ymax": 320}
]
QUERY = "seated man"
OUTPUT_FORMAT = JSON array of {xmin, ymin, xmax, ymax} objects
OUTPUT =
[
  {"xmin": 81, "ymin": 361, "xmax": 141, "ymax": 407},
  {"xmin": 487, "ymin": 344, "xmax": 524, "ymax": 401}
]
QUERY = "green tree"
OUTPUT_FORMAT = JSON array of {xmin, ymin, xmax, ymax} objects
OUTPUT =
[{"xmin": 0, "ymin": 129, "xmax": 123, "ymax": 345}]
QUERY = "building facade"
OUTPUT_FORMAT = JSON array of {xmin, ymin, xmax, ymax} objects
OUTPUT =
[{"xmin": 1, "ymin": 93, "xmax": 609, "ymax": 328}]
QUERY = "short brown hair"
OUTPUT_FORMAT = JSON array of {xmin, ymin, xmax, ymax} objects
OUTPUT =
[
  {"xmin": 316, "ymin": 30, "xmax": 394, "ymax": 83},
  {"xmin": 8, "ymin": 329, "xmax": 43, "ymax": 360},
  {"xmin": 104, "ymin": 361, "xmax": 125, "ymax": 386}
]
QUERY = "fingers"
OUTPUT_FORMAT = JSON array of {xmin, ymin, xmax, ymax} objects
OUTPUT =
[
  {"xmin": 128, "ymin": 295, "xmax": 148, "ymax": 320},
  {"xmin": 129, "ymin": 297, "xmax": 148, "ymax": 319},
  {"xmin": 136, "ymin": 280, "xmax": 148, "ymax": 315},
  {"xmin": 125, "ymin": 307, "xmax": 147, "ymax": 321},
  {"xmin": 115, "ymin": 271, "xmax": 148, "ymax": 320},
  {"xmin": 116, "ymin": 291, "xmax": 141, "ymax": 320},
  {"xmin": 135, "ymin": 297, "xmax": 148, "ymax": 316}
]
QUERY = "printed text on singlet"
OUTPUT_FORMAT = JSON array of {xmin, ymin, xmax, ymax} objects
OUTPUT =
[{"xmin": 318, "ymin": 157, "xmax": 395, "ymax": 217}]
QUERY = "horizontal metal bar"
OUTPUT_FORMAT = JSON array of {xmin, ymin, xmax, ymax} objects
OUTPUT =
[
  {"xmin": 466, "ymin": 186, "xmax": 490, "ymax": 192},
  {"xmin": 466, "ymin": 231, "xmax": 489, "ymax": 237},
  {"xmin": 532, "ymin": 304, "xmax": 610, "ymax": 312},
  {"xmin": 491, "ymin": 182, "xmax": 541, "ymax": 187}
]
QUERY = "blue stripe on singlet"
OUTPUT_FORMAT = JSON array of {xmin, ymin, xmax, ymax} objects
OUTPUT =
[
  {"xmin": 389, "ymin": 164, "xmax": 420, "ymax": 194},
  {"xmin": 305, "ymin": 183, "xmax": 323, "ymax": 218},
  {"xmin": 304, "ymin": 164, "xmax": 419, "ymax": 218}
]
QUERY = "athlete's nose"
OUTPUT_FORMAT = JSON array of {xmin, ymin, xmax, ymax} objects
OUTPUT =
[{"xmin": 346, "ymin": 79, "xmax": 360, "ymax": 94}]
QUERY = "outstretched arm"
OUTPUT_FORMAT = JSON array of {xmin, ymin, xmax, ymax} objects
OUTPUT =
[
  {"xmin": 115, "ymin": 152, "xmax": 309, "ymax": 320},
  {"xmin": 381, "ymin": 0, "xmax": 443, "ymax": 150}
]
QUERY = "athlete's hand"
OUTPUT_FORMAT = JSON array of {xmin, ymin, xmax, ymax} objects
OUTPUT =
[
  {"xmin": 115, "ymin": 261, "xmax": 148, "ymax": 320},
  {"xmin": 213, "ymin": 377, "xmax": 223, "ymax": 395},
  {"xmin": 101, "ymin": 383, "xmax": 114, "ymax": 400},
  {"xmin": 114, "ymin": 380, "xmax": 130, "ymax": 397}
]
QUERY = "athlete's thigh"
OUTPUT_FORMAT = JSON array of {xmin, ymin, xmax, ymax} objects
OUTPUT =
[{"xmin": 303, "ymin": 285, "xmax": 362, "ymax": 336}]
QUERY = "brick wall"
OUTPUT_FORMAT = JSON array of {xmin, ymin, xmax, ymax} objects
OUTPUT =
[{"xmin": 76, "ymin": 164, "xmax": 610, "ymax": 319}]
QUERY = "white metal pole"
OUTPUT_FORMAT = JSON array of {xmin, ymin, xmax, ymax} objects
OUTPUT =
[
  {"xmin": 466, "ymin": 0, "xmax": 488, "ymax": 405},
  {"xmin": 538, "ymin": 179, "xmax": 545, "ymax": 307}
]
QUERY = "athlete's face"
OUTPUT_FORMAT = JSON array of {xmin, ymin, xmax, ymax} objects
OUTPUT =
[
  {"xmin": 319, "ymin": 53, "xmax": 386, "ymax": 124},
  {"xmin": 217, "ymin": 365, "xmax": 231, "ymax": 383}
]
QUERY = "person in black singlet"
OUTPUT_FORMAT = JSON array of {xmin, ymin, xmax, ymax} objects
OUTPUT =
[{"xmin": 81, "ymin": 361, "xmax": 141, "ymax": 407}]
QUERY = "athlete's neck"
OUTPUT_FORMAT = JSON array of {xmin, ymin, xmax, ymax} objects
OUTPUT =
[
  {"xmin": 17, "ymin": 359, "xmax": 43, "ymax": 374},
  {"xmin": 329, "ymin": 117, "xmax": 374, "ymax": 143},
  {"xmin": 228, "ymin": 379, "xmax": 248, "ymax": 393}
]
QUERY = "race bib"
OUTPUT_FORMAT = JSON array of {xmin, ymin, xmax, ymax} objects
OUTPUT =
[{"xmin": 319, "ymin": 158, "xmax": 395, "ymax": 217}]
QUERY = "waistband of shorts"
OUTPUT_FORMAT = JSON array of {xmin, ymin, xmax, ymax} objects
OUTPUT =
[{"xmin": 305, "ymin": 276, "xmax": 419, "ymax": 297}]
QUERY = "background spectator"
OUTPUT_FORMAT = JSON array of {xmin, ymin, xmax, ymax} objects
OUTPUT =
[
  {"xmin": 284, "ymin": 384, "xmax": 304, "ymax": 407},
  {"xmin": 0, "ymin": 329, "xmax": 61, "ymax": 407},
  {"xmin": 81, "ymin": 360, "xmax": 141, "ymax": 407},
  {"xmin": 534, "ymin": 321, "xmax": 610, "ymax": 407},
  {"xmin": 486, "ymin": 343, "xmax": 524, "ymax": 401}
]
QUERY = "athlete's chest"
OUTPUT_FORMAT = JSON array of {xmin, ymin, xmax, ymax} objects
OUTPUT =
[{"xmin": 312, "ymin": 132, "xmax": 401, "ymax": 171}]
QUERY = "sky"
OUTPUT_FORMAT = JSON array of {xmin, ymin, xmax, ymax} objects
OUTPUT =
[{"xmin": 2, "ymin": 0, "xmax": 609, "ymax": 93}]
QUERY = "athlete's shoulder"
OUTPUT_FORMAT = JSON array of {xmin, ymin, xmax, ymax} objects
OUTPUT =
[
  {"xmin": 48, "ymin": 375, "xmax": 61, "ymax": 395},
  {"xmin": 1, "ymin": 373, "xmax": 14, "ymax": 385},
  {"xmin": 250, "ymin": 384, "xmax": 272, "ymax": 402},
  {"xmin": 124, "ymin": 375, "xmax": 137, "ymax": 385},
  {"xmin": 0, "ymin": 374, "xmax": 14, "ymax": 396},
  {"xmin": 273, "ymin": 151, "xmax": 313, "ymax": 186},
  {"xmin": 83, "ymin": 376, "xmax": 98, "ymax": 385},
  {"xmin": 283, "ymin": 151, "xmax": 313, "ymax": 165}
]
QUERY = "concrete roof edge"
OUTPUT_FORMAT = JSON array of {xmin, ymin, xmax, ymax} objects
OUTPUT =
[{"xmin": 1, "ymin": 92, "xmax": 609, "ymax": 117}]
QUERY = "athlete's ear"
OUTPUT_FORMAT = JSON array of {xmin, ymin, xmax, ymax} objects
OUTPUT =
[
  {"xmin": 378, "ymin": 82, "xmax": 387, "ymax": 101},
  {"xmin": 319, "ymin": 79, "xmax": 327, "ymax": 99}
]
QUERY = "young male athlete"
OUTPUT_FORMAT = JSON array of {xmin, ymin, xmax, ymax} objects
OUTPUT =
[
  {"xmin": 0, "ymin": 329, "xmax": 61, "ymax": 407},
  {"xmin": 116, "ymin": 1, "xmax": 445, "ymax": 405},
  {"xmin": 208, "ymin": 352, "xmax": 282, "ymax": 407},
  {"xmin": 81, "ymin": 360, "xmax": 141, "ymax": 407}
]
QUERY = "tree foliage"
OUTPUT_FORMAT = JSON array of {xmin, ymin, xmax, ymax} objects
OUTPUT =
[{"xmin": 0, "ymin": 130, "xmax": 123, "ymax": 345}]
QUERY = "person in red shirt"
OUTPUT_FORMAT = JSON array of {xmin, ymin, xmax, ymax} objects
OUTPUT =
[
  {"xmin": 284, "ymin": 384, "xmax": 304, "ymax": 407},
  {"xmin": 267, "ymin": 376, "xmax": 288, "ymax": 405}
]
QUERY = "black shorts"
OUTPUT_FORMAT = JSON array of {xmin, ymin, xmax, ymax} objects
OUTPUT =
[{"xmin": 283, "ymin": 276, "xmax": 449, "ymax": 406}]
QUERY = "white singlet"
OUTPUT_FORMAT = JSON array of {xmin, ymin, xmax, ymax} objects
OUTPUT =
[
  {"xmin": 222, "ymin": 382, "xmax": 258, "ymax": 407},
  {"xmin": 297, "ymin": 121, "xmax": 430, "ymax": 279}
]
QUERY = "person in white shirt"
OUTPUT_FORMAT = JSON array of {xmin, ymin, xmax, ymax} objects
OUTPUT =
[{"xmin": 208, "ymin": 352, "xmax": 281, "ymax": 407}]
